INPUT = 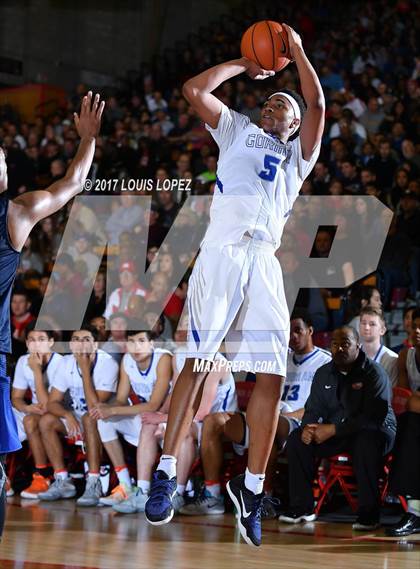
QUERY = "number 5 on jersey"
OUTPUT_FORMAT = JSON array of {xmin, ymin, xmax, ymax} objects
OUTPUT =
[{"xmin": 258, "ymin": 154, "xmax": 280, "ymax": 181}]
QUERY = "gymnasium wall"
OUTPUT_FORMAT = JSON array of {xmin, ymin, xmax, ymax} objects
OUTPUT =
[{"xmin": 0, "ymin": 0, "xmax": 232, "ymax": 90}]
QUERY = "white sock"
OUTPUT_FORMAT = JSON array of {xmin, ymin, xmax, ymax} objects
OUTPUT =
[
  {"xmin": 137, "ymin": 480, "xmax": 150, "ymax": 494},
  {"xmin": 176, "ymin": 484, "xmax": 186, "ymax": 495},
  {"xmin": 244, "ymin": 467, "xmax": 265, "ymax": 495},
  {"xmin": 408, "ymin": 499, "xmax": 420, "ymax": 517},
  {"xmin": 205, "ymin": 482, "xmax": 221, "ymax": 498},
  {"xmin": 88, "ymin": 472, "xmax": 100, "ymax": 480},
  {"xmin": 115, "ymin": 467, "xmax": 131, "ymax": 488},
  {"xmin": 158, "ymin": 455, "xmax": 177, "ymax": 479},
  {"xmin": 55, "ymin": 470, "xmax": 69, "ymax": 480}
]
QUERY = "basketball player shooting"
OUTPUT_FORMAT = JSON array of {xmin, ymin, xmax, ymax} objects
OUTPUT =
[
  {"xmin": 0, "ymin": 92, "xmax": 104, "ymax": 539},
  {"xmin": 145, "ymin": 24, "xmax": 324, "ymax": 547}
]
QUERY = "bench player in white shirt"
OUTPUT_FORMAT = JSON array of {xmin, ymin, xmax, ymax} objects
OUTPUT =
[
  {"xmin": 145, "ymin": 24, "xmax": 325, "ymax": 547},
  {"xmin": 398, "ymin": 309, "xmax": 420, "ymax": 394},
  {"xmin": 359, "ymin": 307, "xmax": 398, "ymax": 386},
  {"xmin": 113, "ymin": 315, "xmax": 237, "ymax": 515},
  {"xmin": 38, "ymin": 326, "xmax": 118, "ymax": 506},
  {"xmin": 89, "ymin": 328, "xmax": 172, "ymax": 507},
  {"xmin": 180, "ymin": 309, "xmax": 330, "ymax": 516},
  {"xmin": 11, "ymin": 324, "xmax": 62, "ymax": 499}
]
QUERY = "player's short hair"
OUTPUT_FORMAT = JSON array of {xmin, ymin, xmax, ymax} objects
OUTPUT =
[
  {"xmin": 359, "ymin": 306, "xmax": 385, "ymax": 325},
  {"xmin": 25, "ymin": 320, "xmax": 56, "ymax": 340},
  {"xmin": 412, "ymin": 308, "xmax": 420, "ymax": 323},
  {"xmin": 126, "ymin": 326, "xmax": 153, "ymax": 341},
  {"xmin": 74, "ymin": 324, "xmax": 99, "ymax": 342},
  {"xmin": 403, "ymin": 306, "xmax": 416, "ymax": 319},
  {"xmin": 275, "ymin": 88, "xmax": 306, "ymax": 141},
  {"xmin": 290, "ymin": 308, "xmax": 313, "ymax": 328}
]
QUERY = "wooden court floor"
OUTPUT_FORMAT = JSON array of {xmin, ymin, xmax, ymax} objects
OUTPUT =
[{"xmin": 1, "ymin": 497, "xmax": 419, "ymax": 569}]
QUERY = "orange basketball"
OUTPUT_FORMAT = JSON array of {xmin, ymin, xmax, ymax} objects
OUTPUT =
[{"xmin": 240, "ymin": 20, "xmax": 291, "ymax": 72}]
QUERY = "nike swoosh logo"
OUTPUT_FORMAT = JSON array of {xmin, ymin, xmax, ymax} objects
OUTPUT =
[
  {"xmin": 325, "ymin": 385, "xmax": 332, "ymax": 389},
  {"xmin": 240, "ymin": 491, "xmax": 251, "ymax": 518},
  {"xmin": 278, "ymin": 32, "xmax": 287, "ymax": 55}
]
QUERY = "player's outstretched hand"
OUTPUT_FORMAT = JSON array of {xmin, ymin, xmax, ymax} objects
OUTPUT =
[
  {"xmin": 74, "ymin": 91, "xmax": 105, "ymax": 139},
  {"xmin": 282, "ymin": 23, "xmax": 303, "ymax": 60},
  {"xmin": 244, "ymin": 58, "xmax": 275, "ymax": 80}
]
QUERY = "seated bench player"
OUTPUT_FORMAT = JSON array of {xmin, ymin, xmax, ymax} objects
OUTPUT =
[
  {"xmin": 112, "ymin": 315, "xmax": 237, "ymax": 514},
  {"xmin": 38, "ymin": 326, "xmax": 118, "ymax": 506},
  {"xmin": 179, "ymin": 309, "xmax": 331, "ymax": 515},
  {"xmin": 89, "ymin": 327, "xmax": 172, "ymax": 506},
  {"xmin": 11, "ymin": 322, "xmax": 62, "ymax": 498},
  {"xmin": 359, "ymin": 307, "xmax": 398, "ymax": 386}
]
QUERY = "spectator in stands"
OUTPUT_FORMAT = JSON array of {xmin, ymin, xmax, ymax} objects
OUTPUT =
[
  {"xmin": 101, "ymin": 313, "xmax": 128, "ymax": 364},
  {"xmin": 367, "ymin": 140, "xmax": 399, "ymax": 196},
  {"xmin": 340, "ymin": 159, "xmax": 362, "ymax": 193},
  {"xmin": 67, "ymin": 231, "xmax": 98, "ymax": 283},
  {"xmin": 89, "ymin": 315, "xmax": 107, "ymax": 343},
  {"xmin": 11, "ymin": 290, "xmax": 35, "ymax": 346},
  {"xmin": 280, "ymin": 326, "xmax": 396, "ymax": 530},
  {"xmin": 359, "ymin": 307, "xmax": 398, "ymax": 385},
  {"xmin": 156, "ymin": 191, "xmax": 179, "ymax": 229},
  {"xmin": 397, "ymin": 309, "xmax": 420, "ymax": 394},
  {"xmin": 38, "ymin": 326, "xmax": 118, "ymax": 506},
  {"xmin": 105, "ymin": 194, "xmax": 144, "ymax": 246},
  {"xmin": 359, "ymin": 97, "xmax": 385, "ymax": 136},
  {"xmin": 103, "ymin": 261, "xmax": 146, "ymax": 320},
  {"xmin": 85, "ymin": 269, "xmax": 107, "ymax": 321}
]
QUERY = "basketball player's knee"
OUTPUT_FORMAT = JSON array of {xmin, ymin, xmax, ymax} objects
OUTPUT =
[
  {"xmin": 23, "ymin": 414, "xmax": 40, "ymax": 435},
  {"xmin": 82, "ymin": 413, "xmax": 97, "ymax": 433},
  {"xmin": 202, "ymin": 413, "xmax": 225, "ymax": 437},
  {"xmin": 39, "ymin": 413, "xmax": 56, "ymax": 434}
]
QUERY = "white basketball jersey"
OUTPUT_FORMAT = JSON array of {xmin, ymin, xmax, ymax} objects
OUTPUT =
[
  {"xmin": 51, "ymin": 349, "xmax": 119, "ymax": 416},
  {"xmin": 283, "ymin": 347, "xmax": 332, "ymax": 411},
  {"xmin": 373, "ymin": 345, "xmax": 398, "ymax": 386},
  {"xmin": 406, "ymin": 348, "xmax": 420, "ymax": 392},
  {"xmin": 123, "ymin": 348, "xmax": 172, "ymax": 402},
  {"xmin": 13, "ymin": 352, "xmax": 62, "ymax": 404},
  {"xmin": 203, "ymin": 103, "xmax": 320, "ymax": 248}
]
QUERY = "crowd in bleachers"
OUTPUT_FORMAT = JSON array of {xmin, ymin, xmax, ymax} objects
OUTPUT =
[{"xmin": 1, "ymin": 0, "xmax": 420, "ymax": 531}]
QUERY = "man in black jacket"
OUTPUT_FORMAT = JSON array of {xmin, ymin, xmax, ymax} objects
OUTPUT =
[{"xmin": 279, "ymin": 326, "xmax": 396, "ymax": 530}]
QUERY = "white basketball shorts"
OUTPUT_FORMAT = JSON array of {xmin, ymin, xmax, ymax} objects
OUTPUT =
[{"xmin": 186, "ymin": 235, "xmax": 289, "ymax": 376}]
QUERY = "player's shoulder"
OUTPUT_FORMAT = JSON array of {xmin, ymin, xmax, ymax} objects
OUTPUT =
[
  {"xmin": 16, "ymin": 353, "xmax": 30, "ymax": 367},
  {"xmin": 314, "ymin": 347, "xmax": 333, "ymax": 362},
  {"xmin": 382, "ymin": 346, "xmax": 398, "ymax": 359}
]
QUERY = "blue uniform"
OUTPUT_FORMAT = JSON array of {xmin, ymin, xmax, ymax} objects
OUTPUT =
[{"xmin": 0, "ymin": 196, "xmax": 21, "ymax": 454}]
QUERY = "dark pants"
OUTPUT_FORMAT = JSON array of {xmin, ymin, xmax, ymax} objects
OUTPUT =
[
  {"xmin": 390, "ymin": 412, "xmax": 420, "ymax": 499},
  {"xmin": 287, "ymin": 428, "xmax": 390, "ymax": 514},
  {"xmin": 0, "ymin": 454, "xmax": 5, "ymax": 538}
]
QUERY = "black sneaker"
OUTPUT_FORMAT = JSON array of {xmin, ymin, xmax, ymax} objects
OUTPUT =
[
  {"xmin": 352, "ymin": 512, "xmax": 380, "ymax": 531},
  {"xmin": 278, "ymin": 509, "xmax": 317, "ymax": 524},
  {"xmin": 226, "ymin": 474, "xmax": 264, "ymax": 547},
  {"xmin": 386, "ymin": 513, "xmax": 420, "ymax": 537}
]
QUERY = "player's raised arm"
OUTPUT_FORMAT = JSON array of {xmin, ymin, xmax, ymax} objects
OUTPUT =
[
  {"xmin": 283, "ymin": 24, "xmax": 325, "ymax": 160},
  {"xmin": 8, "ymin": 91, "xmax": 105, "ymax": 251},
  {"xmin": 183, "ymin": 58, "xmax": 274, "ymax": 128}
]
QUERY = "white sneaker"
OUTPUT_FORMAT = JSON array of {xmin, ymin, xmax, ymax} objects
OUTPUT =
[
  {"xmin": 99, "ymin": 483, "xmax": 132, "ymax": 507},
  {"xmin": 77, "ymin": 477, "xmax": 102, "ymax": 507},
  {"xmin": 173, "ymin": 492, "xmax": 186, "ymax": 514},
  {"xmin": 5, "ymin": 478, "xmax": 14, "ymax": 497},
  {"xmin": 38, "ymin": 477, "xmax": 76, "ymax": 501},
  {"xmin": 113, "ymin": 487, "xmax": 149, "ymax": 514},
  {"xmin": 180, "ymin": 490, "xmax": 225, "ymax": 515}
]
